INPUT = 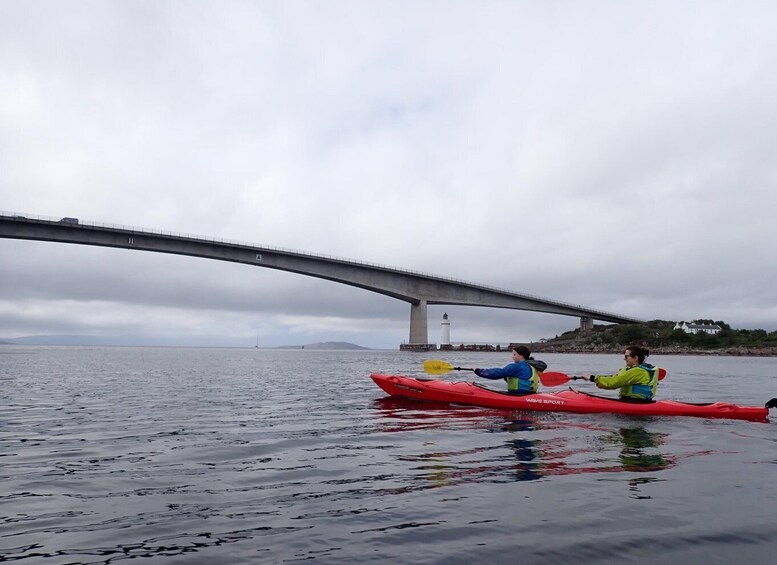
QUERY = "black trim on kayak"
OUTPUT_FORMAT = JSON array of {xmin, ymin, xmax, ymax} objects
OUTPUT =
[
  {"xmin": 572, "ymin": 389, "xmax": 730, "ymax": 407},
  {"xmin": 573, "ymin": 389, "xmax": 656, "ymax": 405}
]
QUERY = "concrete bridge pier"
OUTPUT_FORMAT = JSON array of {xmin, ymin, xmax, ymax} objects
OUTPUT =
[
  {"xmin": 580, "ymin": 316, "xmax": 594, "ymax": 332},
  {"xmin": 402, "ymin": 299, "xmax": 435, "ymax": 351}
]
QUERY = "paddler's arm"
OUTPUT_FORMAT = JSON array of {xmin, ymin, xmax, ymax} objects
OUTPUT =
[
  {"xmin": 587, "ymin": 367, "xmax": 647, "ymax": 390},
  {"xmin": 473, "ymin": 367, "xmax": 504, "ymax": 380},
  {"xmin": 473, "ymin": 364, "xmax": 524, "ymax": 380}
]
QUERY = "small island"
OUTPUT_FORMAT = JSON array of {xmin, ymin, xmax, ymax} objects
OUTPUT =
[{"xmin": 276, "ymin": 341, "xmax": 369, "ymax": 350}]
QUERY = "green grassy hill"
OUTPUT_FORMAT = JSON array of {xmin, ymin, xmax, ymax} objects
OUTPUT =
[{"xmin": 530, "ymin": 320, "xmax": 777, "ymax": 356}]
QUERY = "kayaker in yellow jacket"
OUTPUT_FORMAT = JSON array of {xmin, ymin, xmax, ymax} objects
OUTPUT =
[{"xmin": 584, "ymin": 345, "xmax": 659, "ymax": 402}]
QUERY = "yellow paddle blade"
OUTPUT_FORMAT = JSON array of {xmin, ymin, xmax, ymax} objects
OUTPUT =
[{"xmin": 423, "ymin": 359, "xmax": 455, "ymax": 374}]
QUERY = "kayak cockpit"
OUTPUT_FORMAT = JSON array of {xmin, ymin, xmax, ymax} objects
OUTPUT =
[{"xmin": 472, "ymin": 382, "xmax": 537, "ymax": 396}]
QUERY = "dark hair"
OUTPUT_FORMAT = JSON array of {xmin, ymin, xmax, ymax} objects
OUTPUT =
[
  {"xmin": 512, "ymin": 345, "xmax": 531, "ymax": 359},
  {"xmin": 625, "ymin": 345, "xmax": 649, "ymax": 364}
]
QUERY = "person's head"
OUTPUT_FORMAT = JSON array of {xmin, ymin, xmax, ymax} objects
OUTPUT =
[
  {"xmin": 624, "ymin": 345, "xmax": 649, "ymax": 366},
  {"xmin": 512, "ymin": 345, "xmax": 531, "ymax": 362}
]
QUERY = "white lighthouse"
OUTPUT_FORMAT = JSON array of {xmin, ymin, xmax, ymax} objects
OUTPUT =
[{"xmin": 440, "ymin": 312, "xmax": 451, "ymax": 346}]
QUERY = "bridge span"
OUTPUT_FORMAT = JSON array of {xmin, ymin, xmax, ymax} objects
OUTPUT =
[{"xmin": 0, "ymin": 212, "xmax": 644, "ymax": 348}]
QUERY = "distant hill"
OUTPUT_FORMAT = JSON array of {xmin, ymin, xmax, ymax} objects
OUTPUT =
[
  {"xmin": 1, "ymin": 335, "xmax": 121, "ymax": 346},
  {"xmin": 0, "ymin": 336, "xmax": 371, "ymax": 349},
  {"xmin": 277, "ymin": 341, "xmax": 369, "ymax": 350},
  {"xmin": 1, "ymin": 335, "xmax": 215, "ymax": 346}
]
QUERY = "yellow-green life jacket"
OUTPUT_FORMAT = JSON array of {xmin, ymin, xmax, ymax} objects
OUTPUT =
[
  {"xmin": 506, "ymin": 363, "xmax": 539, "ymax": 393},
  {"xmin": 620, "ymin": 364, "xmax": 659, "ymax": 400}
]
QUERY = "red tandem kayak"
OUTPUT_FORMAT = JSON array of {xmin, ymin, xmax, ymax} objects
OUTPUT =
[{"xmin": 370, "ymin": 373, "xmax": 777, "ymax": 422}]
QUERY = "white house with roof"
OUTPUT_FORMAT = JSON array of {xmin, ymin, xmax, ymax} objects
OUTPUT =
[{"xmin": 673, "ymin": 321, "xmax": 722, "ymax": 335}]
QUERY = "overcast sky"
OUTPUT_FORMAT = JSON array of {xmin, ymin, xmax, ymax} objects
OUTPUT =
[{"xmin": 2, "ymin": 1, "xmax": 777, "ymax": 348}]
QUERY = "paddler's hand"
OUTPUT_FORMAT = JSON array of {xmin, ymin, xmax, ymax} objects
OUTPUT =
[{"xmin": 583, "ymin": 373, "xmax": 596, "ymax": 382}]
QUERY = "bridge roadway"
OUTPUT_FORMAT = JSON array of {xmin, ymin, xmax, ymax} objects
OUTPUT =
[{"xmin": 0, "ymin": 212, "xmax": 644, "ymax": 348}]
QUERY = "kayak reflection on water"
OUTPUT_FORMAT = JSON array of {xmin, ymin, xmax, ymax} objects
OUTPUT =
[
  {"xmin": 608, "ymin": 427, "xmax": 672, "ymax": 472},
  {"xmin": 371, "ymin": 398, "xmax": 676, "ymax": 485},
  {"xmin": 495, "ymin": 423, "xmax": 674, "ymax": 482},
  {"xmin": 606, "ymin": 428, "xmax": 673, "ymax": 500}
]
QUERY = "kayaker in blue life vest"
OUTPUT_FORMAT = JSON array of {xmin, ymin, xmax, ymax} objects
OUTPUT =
[
  {"xmin": 585, "ymin": 345, "xmax": 659, "ymax": 402},
  {"xmin": 472, "ymin": 345, "xmax": 547, "ymax": 395}
]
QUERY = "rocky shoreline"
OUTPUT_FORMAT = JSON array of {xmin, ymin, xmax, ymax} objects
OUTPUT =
[{"xmin": 426, "ymin": 341, "xmax": 777, "ymax": 356}]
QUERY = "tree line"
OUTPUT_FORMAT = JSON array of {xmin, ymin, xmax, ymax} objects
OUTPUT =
[{"xmin": 555, "ymin": 319, "xmax": 777, "ymax": 349}]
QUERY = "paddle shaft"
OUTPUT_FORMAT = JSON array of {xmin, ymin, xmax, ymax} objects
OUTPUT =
[{"xmin": 540, "ymin": 369, "xmax": 667, "ymax": 387}]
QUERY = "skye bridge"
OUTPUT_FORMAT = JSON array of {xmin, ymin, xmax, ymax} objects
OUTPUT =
[{"xmin": 0, "ymin": 212, "xmax": 644, "ymax": 349}]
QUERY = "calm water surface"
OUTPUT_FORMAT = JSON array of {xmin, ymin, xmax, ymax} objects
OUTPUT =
[{"xmin": 2, "ymin": 347, "xmax": 776, "ymax": 564}]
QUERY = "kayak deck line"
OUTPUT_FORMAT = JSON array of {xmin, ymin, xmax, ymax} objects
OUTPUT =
[
  {"xmin": 470, "ymin": 384, "xmax": 715, "ymax": 407},
  {"xmin": 370, "ymin": 373, "xmax": 775, "ymax": 422},
  {"xmin": 574, "ymin": 389, "xmax": 712, "ymax": 407}
]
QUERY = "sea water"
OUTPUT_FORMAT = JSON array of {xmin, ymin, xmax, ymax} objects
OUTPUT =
[{"xmin": 2, "ymin": 346, "xmax": 776, "ymax": 564}]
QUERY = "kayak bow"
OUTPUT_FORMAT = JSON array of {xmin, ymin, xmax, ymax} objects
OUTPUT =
[{"xmin": 370, "ymin": 373, "xmax": 774, "ymax": 422}]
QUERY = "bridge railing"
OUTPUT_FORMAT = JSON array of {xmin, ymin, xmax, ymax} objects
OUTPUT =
[{"xmin": 0, "ymin": 210, "xmax": 633, "ymax": 321}]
